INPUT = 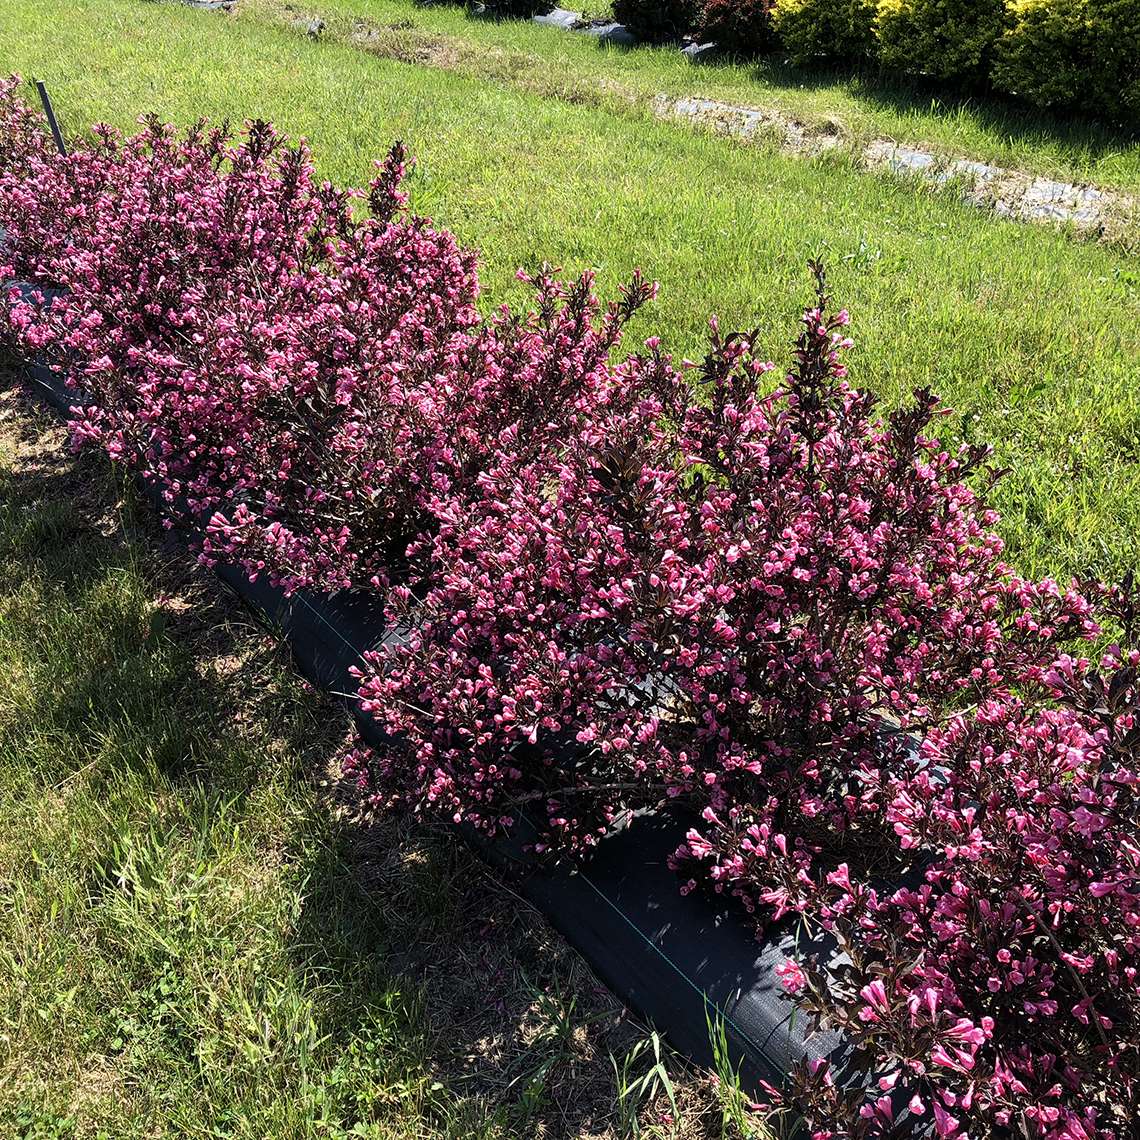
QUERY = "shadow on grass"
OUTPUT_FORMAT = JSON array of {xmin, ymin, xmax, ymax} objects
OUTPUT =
[
  {"xmin": 289, "ymin": 805, "xmax": 647, "ymax": 1137},
  {"xmin": 0, "ymin": 374, "xmax": 299, "ymax": 785},
  {"xmin": 0, "ymin": 367, "xmax": 656, "ymax": 1138},
  {"xmin": 629, "ymin": 36, "xmax": 1138, "ymax": 158},
  {"xmin": 845, "ymin": 69, "xmax": 1137, "ymax": 157}
]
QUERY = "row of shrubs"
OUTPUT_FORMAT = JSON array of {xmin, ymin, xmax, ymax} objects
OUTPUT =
[
  {"xmin": 475, "ymin": 0, "xmax": 1140, "ymax": 126},
  {"xmin": 2, "ymin": 79, "xmax": 1138, "ymax": 1137},
  {"xmin": 782, "ymin": 0, "xmax": 1139, "ymax": 127}
]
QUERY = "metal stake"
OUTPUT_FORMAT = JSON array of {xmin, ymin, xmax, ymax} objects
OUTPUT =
[{"xmin": 34, "ymin": 80, "xmax": 67, "ymax": 157}]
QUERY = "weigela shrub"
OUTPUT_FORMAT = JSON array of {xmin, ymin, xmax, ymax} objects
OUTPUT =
[
  {"xmin": 4, "ymin": 81, "xmax": 1135, "ymax": 1136},
  {"xmin": 764, "ymin": 597, "xmax": 1140, "ymax": 1138},
  {"xmin": 360, "ymin": 261, "xmax": 1094, "ymax": 842},
  {"xmin": 197, "ymin": 259, "xmax": 655, "ymax": 591},
  {"xmin": 351, "ymin": 338, "xmax": 690, "ymax": 845},
  {"xmin": 355, "ymin": 265, "xmax": 1122, "ymax": 1136},
  {"xmin": 0, "ymin": 76, "xmax": 52, "ymax": 174},
  {"xmin": 612, "ymin": 0, "xmax": 703, "ymax": 43},
  {"xmin": 876, "ymin": 0, "xmax": 1007, "ymax": 83},
  {"xmin": 773, "ymin": 0, "xmax": 880, "ymax": 66},
  {"xmin": 992, "ymin": 0, "xmax": 1140, "ymax": 125},
  {"xmin": 695, "ymin": 0, "xmax": 778, "ymax": 56},
  {"xmin": 0, "ymin": 84, "xmax": 654, "ymax": 593},
  {"xmin": 1, "ymin": 112, "xmax": 480, "ymax": 591}
]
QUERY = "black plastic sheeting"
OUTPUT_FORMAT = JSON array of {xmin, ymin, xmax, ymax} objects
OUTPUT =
[
  {"xmin": 9, "ymin": 285, "xmax": 855, "ymax": 1106},
  {"xmin": 203, "ymin": 567, "xmax": 851, "ymax": 1098}
]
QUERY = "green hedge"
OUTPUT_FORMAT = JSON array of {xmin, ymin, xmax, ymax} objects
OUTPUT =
[
  {"xmin": 772, "ymin": 0, "xmax": 880, "ymax": 65},
  {"xmin": 992, "ymin": 0, "xmax": 1140, "ymax": 123},
  {"xmin": 643, "ymin": 0, "xmax": 1138, "ymax": 126},
  {"xmin": 875, "ymin": 0, "xmax": 1008, "ymax": 83}
]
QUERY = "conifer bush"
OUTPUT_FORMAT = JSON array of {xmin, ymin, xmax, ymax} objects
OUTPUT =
[
  {"xmin": 773, "ymin": 0, "xmax": 880, "ymax": 66},
  {"xmin": 992, "ymin": 0, "xmax": 1140, "ymax": 125},
  {"xmin": 876, "ymin": 0, "xmax": 1008, "ymax": 84}
]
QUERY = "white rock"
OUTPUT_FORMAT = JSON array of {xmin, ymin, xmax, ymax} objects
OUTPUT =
[
  {"xmin": 534, "ymin": 8, "xmax": 580, "ymax": 29},
  {"xmin": 582, "ymin": 21, "xmax": 636, "ymax": 46},
  {"xmin": 681, "ymin": 41, "xmax": 718, "ymax": 60}
]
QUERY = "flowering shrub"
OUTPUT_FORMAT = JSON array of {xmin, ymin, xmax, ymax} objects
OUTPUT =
[
  {"xmin": 3, "ymin": 80, "xmax": 1136, "ymax": 1136},
  {"xmin": 1, "ymin": 111, "xmax": 477, "ymax": 590},
  {"xmin": 0, "ymin": 76, "xmax": 51, "ymax": 173},
  {"xmin": 770, "ymin": 594, "xmax": 1140, "ymax": 1137},
  {"xmin": 354, "ymin": 262, "xmax": 1130, "ymax": 1136},
  {"xmin": 0, "ymin": 82, "xmax": 655, "ymax": 593},
  {"xmin": 695, "ymin": 0, "xmax": 778, "ymax": 56},
  {"xmin": 361, "ymin": 259, "xmax": 1094, "ymax": 841},
  {"xmin": 351, "ymin": 334, "xmax": 688, "ymax": 844},
  {"xmin": 612, "ymin": 0, "xmax": 702, "ymax": 43}
]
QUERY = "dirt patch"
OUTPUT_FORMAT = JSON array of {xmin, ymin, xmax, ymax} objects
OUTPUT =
[{"xmin": 345, "ymin": 18, "xmax": 469, "ymax": 70}]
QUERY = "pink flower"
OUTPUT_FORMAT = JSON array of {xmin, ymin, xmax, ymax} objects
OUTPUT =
[{"xmin": 775, "ymin": 960, "xmax": 807, "ymax": 993}]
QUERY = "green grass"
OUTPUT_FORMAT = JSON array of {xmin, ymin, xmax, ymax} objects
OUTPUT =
[
  {"xmin": 249, "ymin": 0, "xmax": 1140, "ymax": 192},
  {"xmin": 4, "ymin": 0, "xmax": 1139, "ymax": 582},
  {"xmin": 0, "ymin": 387, "xmax": 751, "ymax": 1138},
  {"xmin": 0, "ymin": 396, "xmax": 486, "ymax": 1138}
]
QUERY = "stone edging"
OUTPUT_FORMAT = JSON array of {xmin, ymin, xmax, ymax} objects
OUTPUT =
[
  {"xmin": 534, "ymin": 8, "xmax": 1134, "ymax": 238},
  {"xmin": 654, "ymin": 95, "xmax": 1134, "ymax": 233}
]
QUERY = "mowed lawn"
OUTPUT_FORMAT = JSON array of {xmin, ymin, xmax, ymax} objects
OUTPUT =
[{"xmin": 245, "ymin": 0, "xmax": 1140, "ymax": 193}]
